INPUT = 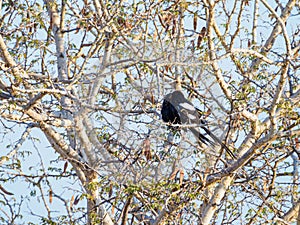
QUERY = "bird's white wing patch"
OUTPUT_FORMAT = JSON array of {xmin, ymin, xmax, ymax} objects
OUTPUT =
[
  {"xmin": 187, "ymin": 114, "xmax": 197, "ymax": 120},
  {"xmin": 179, "ymin": 102, "xmax": 195, "ymax": 111}
]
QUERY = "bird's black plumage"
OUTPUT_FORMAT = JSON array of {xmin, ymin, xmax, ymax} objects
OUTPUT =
[
  {"xmin": 161, "ymin": 97, "xmax": 181, "ymax": 127},
  {"xmin": 161, "ymin": 90, "xmax": 235, "ymax": 159}
]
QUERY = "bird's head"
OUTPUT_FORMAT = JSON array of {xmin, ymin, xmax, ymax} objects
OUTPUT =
[{"xmin": 165, "ymin": 90, "xmax": 185, "ymax": 104}]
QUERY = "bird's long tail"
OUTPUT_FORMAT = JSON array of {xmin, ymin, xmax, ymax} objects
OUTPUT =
[{"xmin": 190, "ymin": 125, "xmax": 236, "ymax": 159}]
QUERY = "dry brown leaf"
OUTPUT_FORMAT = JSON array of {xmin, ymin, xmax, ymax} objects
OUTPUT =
[
  {"xmin": 49, "ymin": 189, "xmax": 53, "ymax": 204},
  {"xmin": 109, "ymin": 183, "xmax": 113, "ymax": 197},
  {"xmin": 179, "ymin": 169, "xmax": 184, "ymax": 185},
  {"xmin": 169, "ymin": 169, "xmax": 179, "ymax": 180},
  {"xmin": 111, "ymin": 204, "xmax": 115, "ymax": 214},
  {"xmin": 143, "ymin": 138, "xmax": 151, "ymax": 160},
  {"xmin": 151, "ymin": 94, "xmax": 155, "ymax": 105},
  {"xmin": 62, "ymin": 161, "xmax": 68, "ymax": 175},
  {"xmin": 197, "ymin": 27, "xmax": 206, "ymax": 48},
  {"xmin": 295, "ymin": 138, "xmax": 300, "ymax": 149},
  {"xmin": 74, "ymin": 195, "xmax": 80, "ymax": 205},
  {"xmin": 70, "ymin": 195, "xmax": 75, "ymax": 209},
  {"xmin": 193, "ymin": 13, "xmax": 197, "ymax": 31}
]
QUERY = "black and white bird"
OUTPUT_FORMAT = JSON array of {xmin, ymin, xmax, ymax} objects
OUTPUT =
[{"xmin": 161, "ymin": 90, "xmax": 235, "ymax": 159}]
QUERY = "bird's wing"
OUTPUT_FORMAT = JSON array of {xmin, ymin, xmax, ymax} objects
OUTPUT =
[{"xmin": 177, "ymin": 102, "xmax": 200, "ymax": 124}]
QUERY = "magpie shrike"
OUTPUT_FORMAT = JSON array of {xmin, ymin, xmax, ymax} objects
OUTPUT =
[{"xmin": 161, "ymin": 90, "xmax": 235, "ymax": 159}]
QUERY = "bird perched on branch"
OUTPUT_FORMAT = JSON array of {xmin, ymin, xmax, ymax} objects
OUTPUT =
[{"xmin": 161, "ymin": 90, "xmax": 235, "ymax": 159}]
